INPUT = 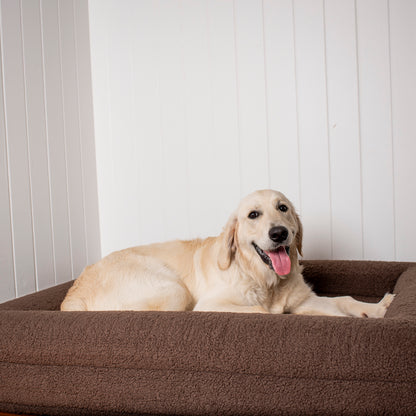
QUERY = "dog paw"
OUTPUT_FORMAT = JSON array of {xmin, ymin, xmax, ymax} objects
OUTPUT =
[
  {"xmin": 360, "ymin": 294, "xmax": 395, "ymax": 318},
  {"xmin": 369, "ymin": 293, "xmax": 395, "ymax": 318},
  {"xmin": 379, "ymin": 293, "xmax": 395, "ymax": 308}
]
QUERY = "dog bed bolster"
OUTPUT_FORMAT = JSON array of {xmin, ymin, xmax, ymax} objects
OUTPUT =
[{"xmin": 0, "ymin": 260, "xmax": 415, "ymax": 415}]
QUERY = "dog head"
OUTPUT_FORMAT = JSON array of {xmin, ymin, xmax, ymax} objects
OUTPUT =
[{"xmin": 218, "ymin": 190, "xmax": 302, "ymax": 282}]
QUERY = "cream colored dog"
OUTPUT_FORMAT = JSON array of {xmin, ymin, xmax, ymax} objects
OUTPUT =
[{"xmin": 61, "ymin": 189, "xmax": 393, "ymax": 317}]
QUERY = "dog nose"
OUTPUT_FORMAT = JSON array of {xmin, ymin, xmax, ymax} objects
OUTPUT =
[{"xmin": 269, "ymin": 226, "xmax": 289, "ymax": 243}]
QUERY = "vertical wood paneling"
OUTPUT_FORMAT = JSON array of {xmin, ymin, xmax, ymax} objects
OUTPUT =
[
  {"xmin": 0, "ymin": 0, "xmax": 99, "ymax": 302},
  {"xmin": 389, "ymin": 0, "xmax": 416, "ymax": 262},
  {"xmin": 88, "ymin": 0, "xmax": 117, "ymax": 255},
  {"xmin": 0, "ymin": 22, "xmax": 15, "ymax": 302},
  {"xmin": 129, "ymin": 1, "xmax": 165, "ymax": 247},
  {"xmin": 41, "ymin": 0, "xmax": 73, "ymax": 283},
  {"xmin": 107, "ymin": 0, "xmax": 138, "ymax": 250},
  {"xmin": 156, "ymin": 0, "xmax": 189, "ymax": 241},
  {"xmin": 324, "ymin": 0, "xmax": 363, "ymax": 259},
  {"xmin": 183, "ymin": 0, "xmax": 216, "ymax": 238},
  {"xmin": 87, "ymin": 0, "xmax": 416, "ymax": 263},
  {"xmin": 121, "ymin": 3, "xmax": 141, "ymax": 250},
  {"xmin": 293, "ymin": 0, "xmax": 332, "ymax": 259},
  {"xmin": 184, "ymin": 0, "xmax": 240, "ymax": 238},
  {"xmin": 2, "ymin": 1, "xmax": 415, "ymax": 302},
  {"xmin": 1, "ymin": 0, "xmax": 36, "ymax": 297},
  {"xmin": 73, "ymin": 0, "xmax": 101, "ymax": 264},
  {"xmin": 205, "ymin": 0, "xmax": 240, "ymax": 229},
  {"xmin": 233, "ymin": 0, "xmax": 269, "ymax": 196},
  {"xmin": 21, "ymin": 0, "xmax": 55, "ymax": 290},
  {"xmin": 58, "ymin": 0, "xmax": 87, "ymax": 277},
  {"xmin": 356, "ymin": 0, "xmax": 395, "ymax": 260},
  {"xmin": 263, "ymin": 0, "xmax": 300, "ymax": 209}
]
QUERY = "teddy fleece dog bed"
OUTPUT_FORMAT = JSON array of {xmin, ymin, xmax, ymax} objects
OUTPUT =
[{"xmin": 0, "ymin": 260, "xmax": 415, "ymax": 416}]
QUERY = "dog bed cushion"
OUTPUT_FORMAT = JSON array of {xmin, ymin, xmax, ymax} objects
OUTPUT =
[{"xmin": 0, "ymin": 260, "xmax": 415, "ymax": 415}]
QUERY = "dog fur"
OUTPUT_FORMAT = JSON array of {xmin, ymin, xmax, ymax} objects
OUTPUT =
[{"xmin": 61, "ymin": 189, "xmax": 394, "ymax": 317}]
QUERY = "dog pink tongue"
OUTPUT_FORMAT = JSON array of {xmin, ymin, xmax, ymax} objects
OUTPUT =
[{"xmin": 265, "ymin": 247, "xmax": 291, "ymax": 276}]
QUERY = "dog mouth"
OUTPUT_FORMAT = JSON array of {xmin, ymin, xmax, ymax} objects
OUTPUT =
[{"xmin": 252, "ymin": 242, "xmax": 291, "ymax": 276}]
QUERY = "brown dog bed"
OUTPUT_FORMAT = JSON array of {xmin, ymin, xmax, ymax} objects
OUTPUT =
[{"xmin": 1, "ymin": 260, "xmax": 415, "ymax": 416}]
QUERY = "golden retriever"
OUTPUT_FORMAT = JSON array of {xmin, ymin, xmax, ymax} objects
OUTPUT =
[{"xmin": 61, "ymin": 189, "xmax": 394, "ymax": 317}]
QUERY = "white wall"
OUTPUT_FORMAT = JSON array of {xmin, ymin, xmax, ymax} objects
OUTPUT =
[
  {"xmin": 89, "ymin": 0, "xmax": 416, "ymax": 262},
  {"xmin": 1, "ymin": 0, "xmax": 415, "ymax": 303},
  {"xmin": 0, "ymin": 0, "xmax": 100, "ymax": 302}
]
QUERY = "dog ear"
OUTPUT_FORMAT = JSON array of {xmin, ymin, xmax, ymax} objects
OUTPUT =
[
  {"xmin": 217, "ymin": 213, "xmax": 238, "ymax": 270},
  {"xmin": 295, "ymin": 213, "xmax": 303, "ymax": 257}
]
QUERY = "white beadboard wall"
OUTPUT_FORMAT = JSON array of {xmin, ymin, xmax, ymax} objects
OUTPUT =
[
  {"xmin": 0, "ymin": 0, "xmax": 101, "ymax": 303},
  {"xmin": 89, "ymin": 0, "xmax": 416, "ymax": 262},
  {"xmin": 1, "ymin": 0, "xmax": 415, "ymax": 303}
]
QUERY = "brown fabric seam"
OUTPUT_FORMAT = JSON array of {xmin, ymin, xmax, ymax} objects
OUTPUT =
[
  {"xmin": 1, "ymin": 361, "xmax": 414, "ymax": 385},
  {"xmin": 0, "ymin": 400, "xmax": 138, "ymax": 416}
]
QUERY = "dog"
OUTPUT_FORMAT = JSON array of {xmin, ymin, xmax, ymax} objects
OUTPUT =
[{"xmin": 61, "ymin": 189, "xmax": 394, "ymax": 317}]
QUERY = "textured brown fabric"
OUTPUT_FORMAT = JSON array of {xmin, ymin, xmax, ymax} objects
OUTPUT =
[
  {"xmin": 1, "ymin": 260, "xmax": 415, "ymax": 415},
  {"xmin": 301, "ymin": 260, "xmax": 412, "ymax": 298},
  {"xmin": 385, "ymin": 266, "xmax": 416, "ymax": 320},
  {"xmin": 0, "ymin": 281, "xmax": 72, "ymax": 311}
]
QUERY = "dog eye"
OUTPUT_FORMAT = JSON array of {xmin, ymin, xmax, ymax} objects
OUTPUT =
[
  {"xmin": 248, "ymin": 211, "xmax": 260, "ymax": 219},
  {"xmin": 278, "ymin": 204, "xmax": 288, "ymax": 212}
]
